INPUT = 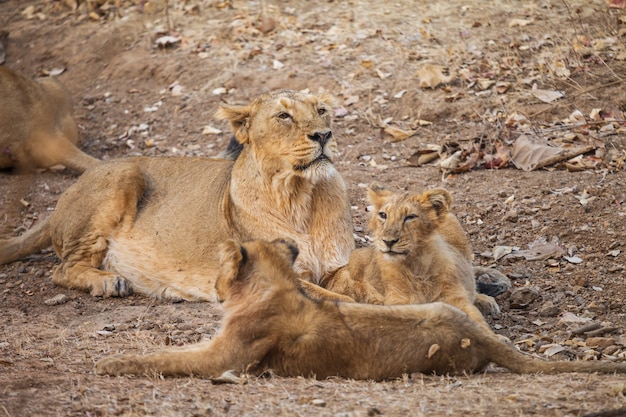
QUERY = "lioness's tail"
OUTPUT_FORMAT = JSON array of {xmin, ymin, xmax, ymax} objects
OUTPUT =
[
  {"xmin": 487, "ymin": 333, "xmax": 626, "ymax": 374},
  {"xmin": 0, "ymin": 218, "xmax": 52, "ymax": 264}
]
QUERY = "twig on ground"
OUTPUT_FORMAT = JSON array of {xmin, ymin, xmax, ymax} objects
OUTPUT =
[{"xmin": 531, "ymin": 145, "xmax": 596, "ymax": 170}]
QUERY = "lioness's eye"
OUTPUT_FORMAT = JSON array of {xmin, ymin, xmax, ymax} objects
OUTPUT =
[
  {"xmin": 378, "ymin": 211, "xmax": 387, "ymax": 220},
  {"xmin": 277, "ymin": 112, "xmax": 292, "ymax": 120},
  {"xmin": 404, "ymin": 214, "xmax": 418, "ymax": 222},
  {"xmin": 317, "ymin": 107, "xmax": 327, "ymax": 116}
]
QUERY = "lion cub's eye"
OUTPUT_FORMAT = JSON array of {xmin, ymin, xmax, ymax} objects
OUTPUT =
[
  {"xmin": 277, "ymin": 112, "xmax": 292, "ymax": 120},
  {"xmin": 317, "ymin": 107, "xmax": 327, "ymax": 116},
  {"xmin": 404, "ymin": 214, "xmax": 418, "ymax": 222},
  {"xmin": 378, "ymin": 211, "xmax": 387, "ymax": 220}
]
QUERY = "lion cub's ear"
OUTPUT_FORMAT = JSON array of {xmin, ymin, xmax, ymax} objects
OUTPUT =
[
  {"xmin": 367, "ymin": 182, "xmax": 394, "ymax": 208},
  {"xmin": 316, "ymin": 92, "xmax": 339, "ymax": 108},
  {"xmin": 421, "ymin": 188, "xmax": 452, "ymax": 217},
  {"xmin": 218, "ymin": 239, "xmax": 248, "ymax": 282},
  {"xmin": 271, "ymin": 238, "xmax": 299, "ymax": 264},
  {"xmin": 215, "ymin": 104, "xmax": 252, "ymax": 144}
]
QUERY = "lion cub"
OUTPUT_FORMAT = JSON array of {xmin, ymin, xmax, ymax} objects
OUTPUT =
[
  {"xmin": 324, "ymin": 183, "xmax": 499, "ymax": 331},
  {"xmin": 96, "ymin": 238, "xmax": 626, "ymax": 379},
  {"xmin": 0, "ymin": 66, "xmax": 98, "ymax": 172}
]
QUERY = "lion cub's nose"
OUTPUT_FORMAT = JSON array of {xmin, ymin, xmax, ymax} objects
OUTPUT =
[
  {"xmin": 307, "ymin": 130, "xmax": 332, "ymax": 147},
  {"xmin": 382, "ymin": 238, "xmax": 398, "ymax": 249}
]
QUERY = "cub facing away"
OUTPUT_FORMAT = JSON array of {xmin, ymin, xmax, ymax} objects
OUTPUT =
[
  {"xmin": 324, "ymin": 183, "xmax": 500, "ymax": 331},
  {"xmin": 96, "ymin": 238, "xmax": 626, "ymax": 379},
  {"xmin": 0, "ymin": 66, "xmax": 98, "ymax": 172},
  {"xmin": 0, "ymin": 90, "xmax": 354, "ymax": 301}
]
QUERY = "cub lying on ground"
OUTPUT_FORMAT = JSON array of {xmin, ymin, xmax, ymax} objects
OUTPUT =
[
  {"xmin": 0, "ymin": 66, "xmax": 98, "ymax": 172},
  {"xmin": 323, "ymin": 183, "xmax": 501, "ymax": 331},
  {"xmin": 96, "ymin": 238, "xmax": 626, "ymax": 379},
  {"xmin": 0, "ymin": 90, "xmax": 354, "ymax": 301}
]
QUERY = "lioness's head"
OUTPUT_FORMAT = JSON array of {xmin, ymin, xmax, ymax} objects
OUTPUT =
[
  {"xmin": 216, "ymin": 90, "xmax": 337, "ymax": 182},
  {"xmin": 367, "ymin": 183, "xmax": 452, "ymax": 258},
  {"xmin": 215, "ymin": 238, "xmax": 300, "ymax": 305}
]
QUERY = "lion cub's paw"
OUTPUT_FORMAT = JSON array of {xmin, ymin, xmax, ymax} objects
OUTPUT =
[
  {"xmin": 96, "ymin": 355, "xmax": 141, "ymax": 376},
  {"xmin": 90, "ymin": 274, "xmax": 132, "ymax": 298},
  {"xmin": 475, "ymin": 294, "xmax": 501, "ymax": 316}
]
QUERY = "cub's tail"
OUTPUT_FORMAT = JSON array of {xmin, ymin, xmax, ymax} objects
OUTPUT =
[
  {"xmin": 0, "ymin": 218, "xmax": 52, "ymax": 265},
  {"xmin": 485, "ymin": 331, "xmax": 626, "ymax": 374}
]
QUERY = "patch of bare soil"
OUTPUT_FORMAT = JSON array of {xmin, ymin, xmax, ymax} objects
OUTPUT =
[{"xmin": 1, "ymin": 0, "xmax": 626, "ymax": 416}]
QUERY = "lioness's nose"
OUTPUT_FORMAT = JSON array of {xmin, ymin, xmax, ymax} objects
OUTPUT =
[{"xmin": 307, "ymin": 130, "xmax": 332, "ymax": 147}]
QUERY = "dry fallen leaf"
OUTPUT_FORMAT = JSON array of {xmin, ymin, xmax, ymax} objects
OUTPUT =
[
  {"xmin": 563, "ymin": 255, "xmax": 583, "ymax": 264},
  {"xmin": 383, "ymin": 126, "xmax": 417, "ymax": 142},
  {"xmin": 541, "ymin": 344, "xmax": 565, "ymax": 357},
  {"xmin": 510, "ymin": 135, "xmax": 562, "ymax": 171},
  {"xmin": 438, "ymin": 150, "xmax": 462, "ymax": 172},
  {"xmin": 155, "ymin": 35, "xmax": 181, "ymax": 48},
  {"xmin": 531, "ymin": 84, "xmax": 564, "ymax": 103},
  {"xmin": 202, "ymin": 125, "xmax": 222, "ymax": 135},
  {"xmin": 414, "ymin": 64, "xmax": 454, "ymax": 89},
  {"xmin": 211, "ymin": 370, "xmax": 247, "ymax": 384},
  {"xmin": 408, "ymin": 151, "xmax": 439, "ymax": 166},
  {"xmin": 508, "ymin": 18, "xmax": 532, "ymax": 27}
]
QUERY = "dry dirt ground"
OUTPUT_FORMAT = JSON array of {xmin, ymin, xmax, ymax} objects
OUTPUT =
[{"xmin": 2, "ymin": 0, "xmax": 626, "ymax": 416}]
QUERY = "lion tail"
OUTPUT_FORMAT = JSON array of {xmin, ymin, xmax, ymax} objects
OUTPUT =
[
  {"xmin": 0, "ymin": 217, "xmax": 52, "ymax": 265},
  {"xmin": 486, "ymin": 333, "xmax": 626, "ymax": 374}
]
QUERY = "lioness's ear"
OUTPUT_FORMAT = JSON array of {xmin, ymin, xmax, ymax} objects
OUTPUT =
[
  {"xmin": 215, "ymin": 104, "xmax": 251, "ymax": 144},
  {"xmin": 367, "ymin": 182, "xmax": 393, "ymax": 208},
  {"xmin": 218, "ymin": 239, "xmax": 248, "ymax": 281},
  {"xmin": 423, "ymin": 188, "xmax": 452, "ymax": 217}
]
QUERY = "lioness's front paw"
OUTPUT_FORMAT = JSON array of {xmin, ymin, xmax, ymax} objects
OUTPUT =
[
  {"xmin": 91, "ymin": 275, "xmax": 132, "ymax": 298},
  {"xmin": 96, "ymin": 355, "xmax": 141, "ymax": 376}
]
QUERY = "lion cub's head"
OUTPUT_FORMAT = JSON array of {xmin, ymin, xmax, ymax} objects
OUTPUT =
[
  {"xmin": 216, "ymin": 90, "xmax": 337, "ymax": 182},
  {"xmin": 367, "ymin": 183, "xmax": 452, "ymax": 259},
  {"xmin": 215, "ymin": 238, "xmax": 300, "ymax": 305}
]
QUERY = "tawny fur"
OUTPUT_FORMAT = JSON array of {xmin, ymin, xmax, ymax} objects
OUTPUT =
[
  {"xmin": 96, "ymin": 239, "xmax": 626, "ymax": 380},
  {"xmin": 0, "ymin": 66, "xmax": 98, "ymax": 172},
  {"xmin": 323, "ymin": 183, "xmax": 500, "ymax": 331},
  {"xmin": 0, "ymin": 90, "xmax": 354, "ymax": 301}
]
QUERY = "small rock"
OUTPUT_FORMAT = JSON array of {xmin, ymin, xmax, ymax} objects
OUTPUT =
[
  {"xmin": 44, "ymin": 294, "xmax": 69, "ymax": 306},
  {"xmin": 509, "ymin": 286, "xmax": 541, "ymax": 309},
  {"xmin": 503, "ymin": 209, "xmax": 518, "ymax": 222},
  {"xmin": 539, "ymin": 301, "xmax": 560, "ymax": 317},
  {"xmin": 586, "ymin": 337, "xmax": 616, "ymax": 349}
]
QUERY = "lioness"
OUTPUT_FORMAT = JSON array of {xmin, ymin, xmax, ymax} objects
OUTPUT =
[
  {"xmin": 96, "ymin": 238, "xmax": 626, "ymax": 379},
  {"xmin": 323, "ymin": 183, "xmax": 499, "ymax": 330},
  {"xmin": 0, "ymin": 90, "xmax": 354, "ymax": 301},
  {"xmin": 0, "ymin": 66, "xmax": 98, "ymax": 172}
]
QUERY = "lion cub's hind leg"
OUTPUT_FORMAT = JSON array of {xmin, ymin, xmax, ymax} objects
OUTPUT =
[{"xmin": 50, "ymin": 162, "xmax": 146, "ymax": 297}]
